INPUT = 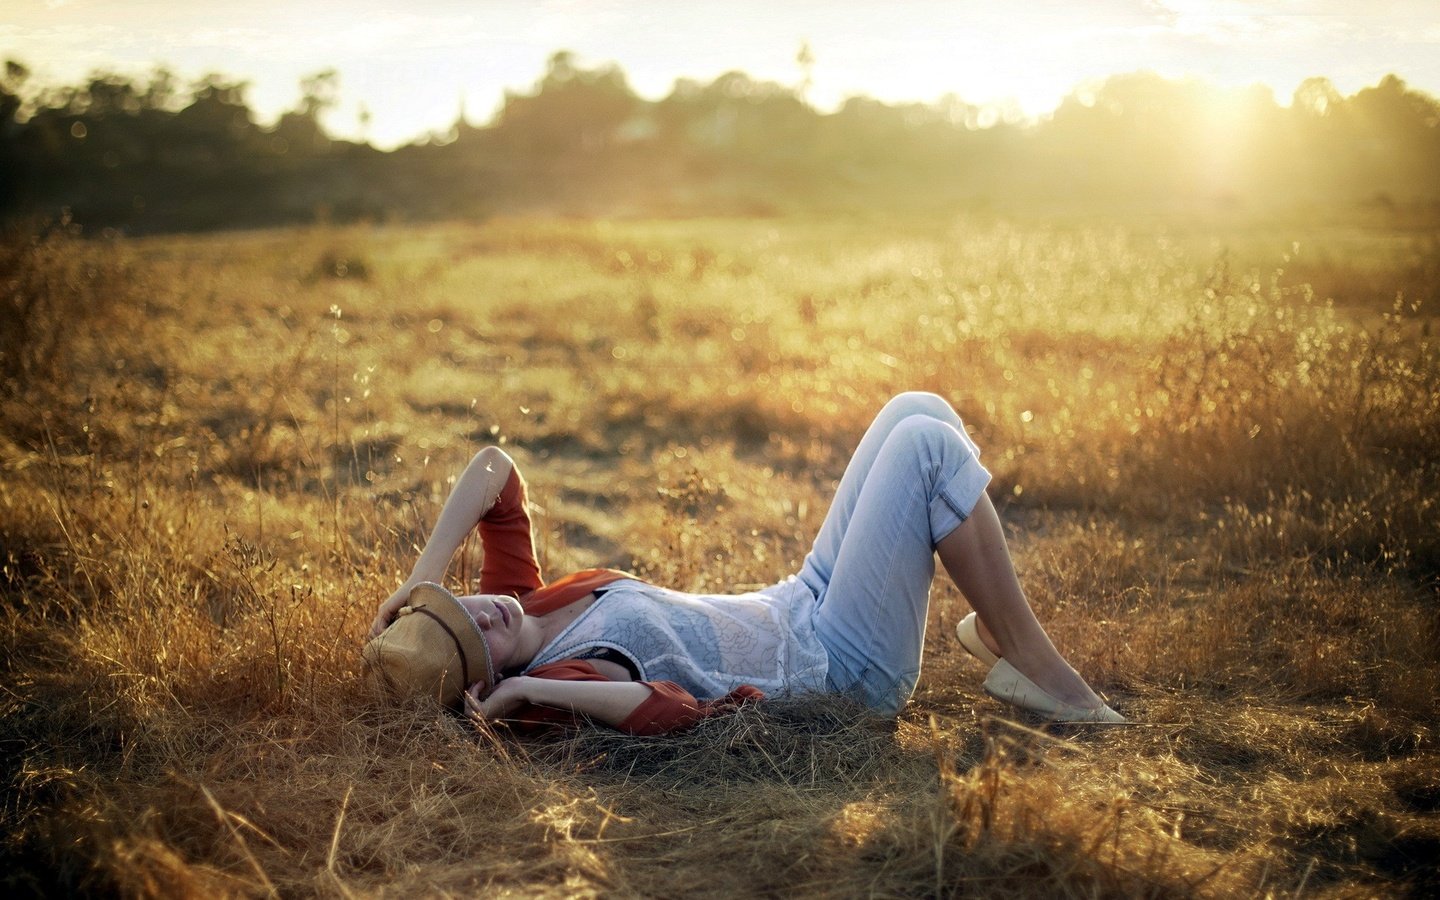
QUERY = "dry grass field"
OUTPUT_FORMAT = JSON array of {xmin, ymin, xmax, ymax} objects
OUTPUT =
[{"xmin": 2, "ymin": 214, "xmax": 1437, "ymax": 897}]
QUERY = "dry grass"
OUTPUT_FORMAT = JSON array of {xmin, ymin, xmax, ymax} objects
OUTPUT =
[{"xmin": 2, "ymin": 215, "xmax": 1437, "ymax": 897}]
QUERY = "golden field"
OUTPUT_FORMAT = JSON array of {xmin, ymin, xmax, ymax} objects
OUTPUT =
[{"xmin": 2, "ymin": 215, "xmax": 1437, "ymax": 897}]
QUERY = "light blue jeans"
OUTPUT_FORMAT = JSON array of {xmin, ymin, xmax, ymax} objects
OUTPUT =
[{"xmin": 799, "ymin": 392, "xmax": 992, "ymax": 714}]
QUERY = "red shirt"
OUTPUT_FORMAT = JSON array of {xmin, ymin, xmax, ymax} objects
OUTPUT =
[{"xmin": 478, "ymin": 468, "xmax": 763, "ymax": 735}]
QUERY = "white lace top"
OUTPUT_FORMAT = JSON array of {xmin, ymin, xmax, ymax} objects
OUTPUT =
[{"xmin": 524, "ymin": 577, "xmax": 830, "ymax": 699}]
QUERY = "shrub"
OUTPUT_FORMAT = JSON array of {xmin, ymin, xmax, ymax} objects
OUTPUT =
[{"xmin": 0, "ymin": 218, "xmax": 140, "ymax": 396}]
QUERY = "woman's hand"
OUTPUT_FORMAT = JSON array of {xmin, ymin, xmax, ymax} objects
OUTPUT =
[
  {"xmin": 464, "ymin": 677, "xmax": 530, "ymax": 721},
  {"xmin": 369, "ymin": 582, "xmax": 419, "ymax": 638}
]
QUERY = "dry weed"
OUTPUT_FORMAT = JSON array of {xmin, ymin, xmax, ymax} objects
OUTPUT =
[{"xmin": 3, "ymin": 216, "xmax": 1437, "ymax": 897}]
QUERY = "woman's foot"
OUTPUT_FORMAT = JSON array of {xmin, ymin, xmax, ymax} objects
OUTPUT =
[
  {"xmin": 962, "ymin": 611, "xmax": 1109, "ymax": 712},
  {"xmin": 935, "ymin": 496, "xmax": 1113, "ymax": 715},
  {"xmin": 967, "ymin": 607, "xmax": 1111, "ymax": 711},
  {"xmin": 996, "ymin": 646, "xmax": 1107, "ymax": 710},
  {"xmin": 983, "ymin": 659, "xmax": 1126, "ymax": 723},
  {"xmin": 956, "ymin": 612, "xmax": 1000, "ymax": 667},
  {"xmin": 971, "ymin": 612, "xmax": 1002, "ymax": 659}
]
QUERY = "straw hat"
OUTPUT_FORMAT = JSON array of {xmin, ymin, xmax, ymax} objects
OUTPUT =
[{"xmin": 361, "ymin": 582, "xmax": 495, "ymax": 707}]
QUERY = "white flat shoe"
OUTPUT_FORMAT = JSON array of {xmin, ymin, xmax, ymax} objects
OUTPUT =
[
  {"xmin": 956, "ymin": 612, "xmax": 1001, "ymax": 668},
  {"xmin": 982, "ymin": 659, "xmax": 1127, "ymax": 724}
]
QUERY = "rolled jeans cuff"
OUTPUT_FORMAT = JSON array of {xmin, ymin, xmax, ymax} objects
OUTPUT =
[{"xmin": 930, "ymin": 453, "xmax": 992, "ymax": 546}]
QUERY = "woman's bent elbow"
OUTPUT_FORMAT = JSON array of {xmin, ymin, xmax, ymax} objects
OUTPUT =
[{"xmin": 469, "ymin": 445, "xmax": 514, "ymax": 471}]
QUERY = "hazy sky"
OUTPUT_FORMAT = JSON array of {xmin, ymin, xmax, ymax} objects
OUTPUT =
[{"xmin": 4, "ymin": 0, "xmax": 1439, "ymax": 149}]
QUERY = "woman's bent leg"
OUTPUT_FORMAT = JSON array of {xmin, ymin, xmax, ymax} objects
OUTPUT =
[
  {"xmin": 802, "ymin": 394, "xmax": 1112, "ymax": 716},
  {"xmin": 810, "ymin": 414, "xmax": 991, "ymax": 714},
  {"xmin": 799, "ymin": 392, "xmax": 979, "ymax": 599},
  {"xmin": 936, "ymin": 495, "xmax": 1105, "ymax": 710}
]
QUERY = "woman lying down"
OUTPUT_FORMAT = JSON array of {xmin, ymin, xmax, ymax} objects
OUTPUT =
[{"xmin": 362, "ymin": 392, "xmax": 1124, "ymax": 735}]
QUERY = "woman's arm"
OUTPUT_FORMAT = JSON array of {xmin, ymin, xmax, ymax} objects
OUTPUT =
[
  {"xmin": 369, "ymin": 446, "xmax": 515, "ymax": 637},
  {"xmin": 466, "ymin": 676, "xmax": 654, "ymax": 729},
  {"xmin": 465, "ymin": 660, "xmax": 765, "ymax": 735}
]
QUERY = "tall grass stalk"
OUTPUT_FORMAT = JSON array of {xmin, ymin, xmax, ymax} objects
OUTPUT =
[{"xmin": 2, "ymin": 217, "xmax": 1435, "ymax": 897}]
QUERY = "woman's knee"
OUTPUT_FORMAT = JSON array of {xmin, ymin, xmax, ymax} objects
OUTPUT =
[
  {"xmin": 880, "ymin": 391, "xmax": 959, "ymax": 425},
  {"xmin": 886, "ymin": 414, "xmax": 973, "ymax": 463}
]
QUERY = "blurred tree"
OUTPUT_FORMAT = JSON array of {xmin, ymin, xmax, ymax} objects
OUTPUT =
[
  {"xmin": 143, "ymin": 67, "xmax": 181, "ymax": 112},
  {"xmin": 300, "ymin": 69, "xmax": 340, "ymax": 119},
  {"xmin": 271, "ymin": 69, "xmax": 340, "ymax": 156},
  {"xmin": 796, "ymin": 41, "xmax": 815, "ymax": 105},
  {"xmin": 1, "ymin": 52, "xmax": 1439, "ymax": 230},
  {"xmin": 496, "ymin": 51, "xmax": 639, "ymax": 159},
  {"xmin": 1347, "ymin": 75, "xmax": 1440, "ymax": 201},
  {"xmin": 1038, "ymin": 73, "xmax": 1292, "ymax": 210},
  {"xmin": 75, "ymin": 74, "xmax": 144, "ymax": 118},
  {"xmin": 176, "ymin": 75, "xmax": 255, "ymax": 147},
  {"xmin": 1294, "ymin": 77, "xmax": 1343, "ymax": 117},
  {"xmin": 659, "ymin": 70, "xmax": 817, "ymax": 162},
  {"xmin": 0, "ymin": 61, "xmax": 29, "ymax": 210},
  {"xmin": 1287, "ymin": 77, "xmax": 1351, "ymax": 202},
  {"xmin": 1, "ymin": 60, "xmax": 25, "ymax": 127}
]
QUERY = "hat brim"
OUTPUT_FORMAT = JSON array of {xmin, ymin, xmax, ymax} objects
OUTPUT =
[{"xmin": 362, "ymin": 582, "xmax": 495, "ymax": 706}]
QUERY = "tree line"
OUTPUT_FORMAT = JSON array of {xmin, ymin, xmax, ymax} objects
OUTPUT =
[{"xmin": 3, "ymin": 51, "xmax": 1439, "ymax": 233}]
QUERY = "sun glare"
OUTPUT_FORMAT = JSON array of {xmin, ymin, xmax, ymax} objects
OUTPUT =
[{"xmin": 1189, "ymin": 84, "xmax": 1269, "ymax": 192}]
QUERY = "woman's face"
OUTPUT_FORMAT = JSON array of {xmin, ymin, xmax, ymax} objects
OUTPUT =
[{"xmin": 457, "ymin": 594, "xmax": 526, "ymax": 671}]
